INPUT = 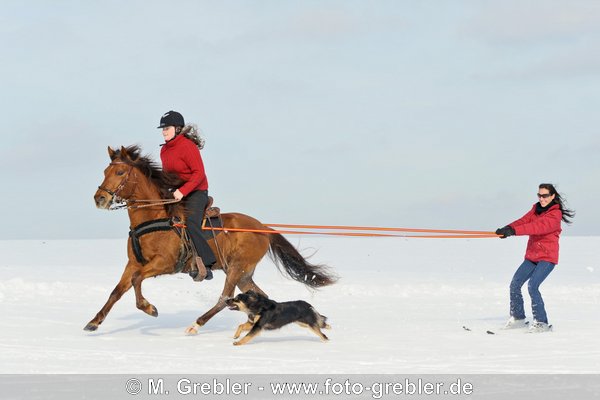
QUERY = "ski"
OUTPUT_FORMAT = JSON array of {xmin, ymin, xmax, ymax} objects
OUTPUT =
[
  {"xmin": 527, "ymin": 324, "xmax": 553, "ymax": 333},
  {"xmin": 463, "ymin": 324, "xmax": 552, "ymax": 334},
  {"xmin": 462, "ymin": 326, "xmax": 496, "ymax": 335}
]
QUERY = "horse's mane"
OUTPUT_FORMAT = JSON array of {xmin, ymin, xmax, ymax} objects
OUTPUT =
[{"xmin": 112, "ymin": 145, "xmax": 185, "ymax": 216}]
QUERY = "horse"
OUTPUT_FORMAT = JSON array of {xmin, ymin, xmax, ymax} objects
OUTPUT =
[{"xmin": 85, "ymin": 145, "xmax": 337, "ymax": 334}]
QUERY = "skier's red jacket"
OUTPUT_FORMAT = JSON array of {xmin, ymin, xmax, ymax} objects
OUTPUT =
[
  {"xmin": 160, "ymin": 134, "xmax": 208, "ymax": 196},
  {"xmin": 509, "ymin": 203, "xmax": 563, "ymax": 264}
]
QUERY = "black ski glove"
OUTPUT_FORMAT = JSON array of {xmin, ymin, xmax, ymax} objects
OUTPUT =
[{"xmin": 495, "ymin": 225, "xmax": 515, "ymax": 239}]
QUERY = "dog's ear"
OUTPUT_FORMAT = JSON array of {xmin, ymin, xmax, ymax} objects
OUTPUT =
[
  {"xmin": 236, "ymin": 293, "xmax": 248, "ymax": 302},
  {"xmin": 246, "ymin": 290, "xmax": 264, "ymax": 303}
]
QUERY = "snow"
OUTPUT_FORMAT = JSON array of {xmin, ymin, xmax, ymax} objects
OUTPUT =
[{"xmin": 0, "ymin": 236, "xmax": 599, "ymax": 374}]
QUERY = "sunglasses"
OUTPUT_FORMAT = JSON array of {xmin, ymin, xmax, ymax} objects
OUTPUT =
[{"xmin": 537, "ymin": 193, "xmax": 552, "ymax": 199}]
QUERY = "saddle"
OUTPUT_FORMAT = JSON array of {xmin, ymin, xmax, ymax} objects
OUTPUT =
[
  {"xmin": 204, "ymin": 196, "xmax": 220, "ymax": 218},
  {"xmin": 201, "ymin": 196, "xmax": 223, "ymax": 241}
]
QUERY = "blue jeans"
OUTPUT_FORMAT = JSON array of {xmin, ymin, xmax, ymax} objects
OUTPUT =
[{"xmin": 509, "ymin": 260, "xmax": 555, "ymax": 323}]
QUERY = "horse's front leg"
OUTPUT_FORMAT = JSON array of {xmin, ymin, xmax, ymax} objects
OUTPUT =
[
  {"xmin": 131, "ymin": 258, "xmax": 169, "ymax": 317},
  {"xmin": 84, "ymin": 262, "xmax": 135, "ymax": 331}
]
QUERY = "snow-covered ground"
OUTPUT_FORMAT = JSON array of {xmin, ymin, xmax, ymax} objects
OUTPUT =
[{"xmin": 1, "ymin": 236, "xmax": 599, "ymax": 374}]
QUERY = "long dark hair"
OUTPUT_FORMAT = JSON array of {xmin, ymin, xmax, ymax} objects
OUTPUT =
[
  {"xmin": 175, "ymin": 124, "xmax": 205, "ymax": 149},
  {"xmin": 540, "ymin": 183, "xmax": 575, "ymax": 224}
]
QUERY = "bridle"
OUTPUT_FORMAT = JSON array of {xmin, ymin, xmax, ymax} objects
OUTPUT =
[
  {"xmin": 97, "ymin": 161, "xmax": 135, "ymax": 209},
  {"xmin": 97, "ymin": 161, "xmax": 180, "ymax": 210}
]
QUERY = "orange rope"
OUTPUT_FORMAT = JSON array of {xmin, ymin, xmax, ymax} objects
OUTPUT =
[
  {"xmin": 265, "ymin": 223, "xmax": 495, "ymax": 235},
  {"xmin": 202, "ymin": 226, "xmax": 499, "ymax": 239}
]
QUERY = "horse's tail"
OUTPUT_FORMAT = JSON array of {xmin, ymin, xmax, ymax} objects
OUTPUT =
[{"xmin": 268, "ymin": 232, "xmax": 338, "ymax": 288}]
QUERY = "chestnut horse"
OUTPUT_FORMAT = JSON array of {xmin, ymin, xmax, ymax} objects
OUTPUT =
[{"xmin": 85, "ymin": 145, "xmax": 337, "ymax": 334}]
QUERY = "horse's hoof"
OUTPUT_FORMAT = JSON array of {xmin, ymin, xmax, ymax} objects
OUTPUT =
[
  {"xmin": 185, "ymin": 324, "xmax": 199, "ymax": 335},
  {"xmin": 84, "ymin": 323, "xmax": 98, "ymax": 331},
  {"xmin": 149, "ymin": 306, "xmax": 158, "ymax": 317}
]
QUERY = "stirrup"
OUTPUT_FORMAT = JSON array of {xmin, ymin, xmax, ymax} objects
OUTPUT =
[
  {"xmin": 192, "ymin": 256, "xmax": 213, "ymax": 281},
  {"xmin": 190, "ymin": 256, "xmax": 209, "ymax": 282}
]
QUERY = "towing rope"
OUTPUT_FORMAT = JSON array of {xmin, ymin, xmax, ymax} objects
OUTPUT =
[
  {"xmin": 110, "ymin": 196, "xmax": 497, "ymax": 238},
  {"xmin": 265, "ymin": 223, "xmax": 494, "ymax": 235},
  {"xmin": 202, "ymin": 225, "xmax": 499, "ymax": 239}
]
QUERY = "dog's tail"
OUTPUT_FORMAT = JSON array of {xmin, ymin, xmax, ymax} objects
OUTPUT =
[
  {"xmin": 316, "ymin": 312, "xmax": 331, "ymax": 330},
  {"xmin": 268, "ymin": 232, "xmax": 338, "ymax": 289}
]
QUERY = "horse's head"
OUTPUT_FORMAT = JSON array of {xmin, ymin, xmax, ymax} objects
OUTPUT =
[{"xmin": 94, "ymin": 146, "xmax": 139, "ymax": 209}]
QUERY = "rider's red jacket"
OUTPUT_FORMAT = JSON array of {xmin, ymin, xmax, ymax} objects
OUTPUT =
[
  {"xmin": 160, "ymin": 134, "xmax": 208, "ymax": 196},
  {"xmin": 509, "ymin": 203, "xmax": 563, "ymax": 264}
]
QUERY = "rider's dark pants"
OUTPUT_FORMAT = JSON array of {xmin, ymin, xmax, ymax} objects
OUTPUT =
[{"xmin": 184, "ymin": 190, "xmax": 217, "ymax": 267}]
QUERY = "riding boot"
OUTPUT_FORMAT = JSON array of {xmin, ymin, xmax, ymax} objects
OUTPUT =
[
  {"xmin": 191, "ymin": 256, "xmax": 212, "ymax": 282},
  {"xmin": 201, "ymin": 256, "xmax": 213, "ymax": 280}
]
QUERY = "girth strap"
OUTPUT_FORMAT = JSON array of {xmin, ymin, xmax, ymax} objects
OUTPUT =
[{"xmin": 129, "ymin": 218, "xmax": 175, "ymax": 265}]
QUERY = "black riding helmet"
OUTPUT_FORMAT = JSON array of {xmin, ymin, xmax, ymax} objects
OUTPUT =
[{"xmin": 157, "ymin": 110, "xmax": 185, "ymax": 128}]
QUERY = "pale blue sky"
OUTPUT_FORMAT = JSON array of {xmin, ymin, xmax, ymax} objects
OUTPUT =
[{"xmin": 1, "ymin": 0, "xmax": 598, "ymax": 239}]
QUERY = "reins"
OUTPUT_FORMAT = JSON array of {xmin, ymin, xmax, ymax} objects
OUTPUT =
[{"xmin": 112, "ymin": 198, "xmax": 182, "ymax": 210}]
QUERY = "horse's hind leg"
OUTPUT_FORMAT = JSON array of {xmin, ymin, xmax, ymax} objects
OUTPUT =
[
  {"xmin": 84, "ymin": 263, "xmax": 135, "ymax": 331},
  {"xmin": 236, "ymin": 274, "xmax": 267, "ymax": 297},
  {"xmin": 185, "ymin": 264, "xmax": 255, "ymax": 335}
]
